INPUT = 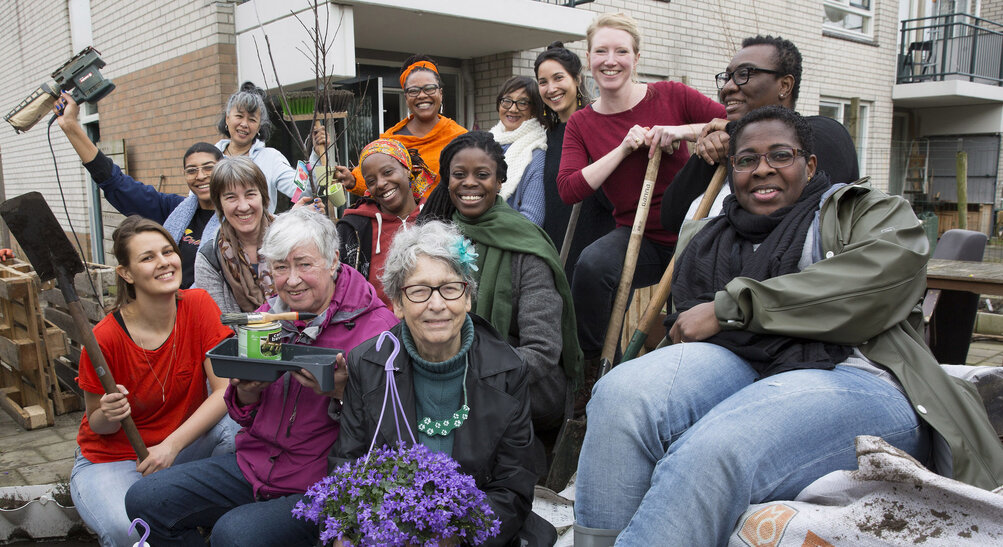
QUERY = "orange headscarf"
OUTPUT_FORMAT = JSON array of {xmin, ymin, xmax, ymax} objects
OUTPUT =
[{"xmin": 399, "ymin": 60, "xmax": 439, "ymax": 88}]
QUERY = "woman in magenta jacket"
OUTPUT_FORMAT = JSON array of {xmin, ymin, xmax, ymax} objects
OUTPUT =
[{"xmin": 126, "ymin": 208, "xmax": 397, "ymax": 546}]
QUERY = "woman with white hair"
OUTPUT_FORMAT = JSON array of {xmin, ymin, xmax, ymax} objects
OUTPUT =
[
  {"xmin": 331, "ymin": 220, "xmax": 551, "ymax": 547},
  {"xmin": 127, "ymin": 207, "xmax": 398, "ymax": 546}
]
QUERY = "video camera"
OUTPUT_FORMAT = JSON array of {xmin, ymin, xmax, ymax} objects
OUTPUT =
[{"xmin": 4, "ymin": 46, "xmax": 116, "ymax": 133}]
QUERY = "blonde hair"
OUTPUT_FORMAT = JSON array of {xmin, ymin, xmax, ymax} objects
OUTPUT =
[{"xmin": 586, "ymin": 13, "xmax": 641, "ymax": 54}]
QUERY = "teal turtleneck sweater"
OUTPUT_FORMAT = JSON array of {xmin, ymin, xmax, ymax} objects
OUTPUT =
[{"xmin": 402, "ymin": 315, "xmax": 475, "ymax": 455}]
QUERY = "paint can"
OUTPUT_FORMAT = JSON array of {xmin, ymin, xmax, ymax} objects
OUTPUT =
[{"xmin": 238, "ymin": 322, "xmax": 282, "ymax": 360}]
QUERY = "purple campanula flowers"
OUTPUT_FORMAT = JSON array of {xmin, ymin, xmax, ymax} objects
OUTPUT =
[{"xmin": 293, "ymin": 443, "xmax": 501, "ymax": 546}]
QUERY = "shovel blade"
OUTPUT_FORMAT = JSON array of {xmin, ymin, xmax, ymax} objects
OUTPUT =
[{"xmin": 0, "ymin": 192, "xmax": 85, "ymax": 283}]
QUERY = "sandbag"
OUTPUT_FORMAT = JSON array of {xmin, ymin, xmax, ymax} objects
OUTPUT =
[{"xmin": 730, "ymin": 435, "xmax": 1003, "ymax": 546}]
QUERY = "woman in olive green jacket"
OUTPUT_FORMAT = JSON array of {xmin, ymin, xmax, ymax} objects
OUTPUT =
[{"xmin": 574, "ymin": 106, "xmax": 1003, "ymax": 547}]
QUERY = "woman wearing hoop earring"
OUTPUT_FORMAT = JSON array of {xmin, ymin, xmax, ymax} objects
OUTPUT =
[{"xmin": 534, "ymin": 41, "xmax": 615, "ymax": 281}]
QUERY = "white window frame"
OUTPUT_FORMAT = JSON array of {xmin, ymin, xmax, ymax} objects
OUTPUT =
[
  {"xmin": 823, "ymin": 0, "xmax": 874, "ymax": 39},
  {"xmin": 819, "ymin": 97, "xmax": 870, "ymax": 176}
]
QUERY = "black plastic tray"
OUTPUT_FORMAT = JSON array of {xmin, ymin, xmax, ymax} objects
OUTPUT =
[{"xmin": 207, "ymin": 338, "xmax": 341, "ymax": 392}]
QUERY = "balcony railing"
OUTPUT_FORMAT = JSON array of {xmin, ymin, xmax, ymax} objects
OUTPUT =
[{"xmin": 897, "ymin": 12, "xmax": 1003, "ymax": 86}]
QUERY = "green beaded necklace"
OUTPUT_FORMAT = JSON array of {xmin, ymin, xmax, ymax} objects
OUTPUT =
[{"xmin": 416, "ymin": 359, "xmax": 470, "ymax": 437}]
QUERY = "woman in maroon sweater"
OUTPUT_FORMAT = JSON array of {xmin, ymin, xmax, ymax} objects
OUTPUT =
[{"xmin": 556, "ymin": 13, "xmax": 724, "ymax": 376}]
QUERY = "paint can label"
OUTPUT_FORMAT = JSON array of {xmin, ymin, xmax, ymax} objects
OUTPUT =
[{"xmin": 238, "ymin": 322, "xmax": 282, "ymax": 360}]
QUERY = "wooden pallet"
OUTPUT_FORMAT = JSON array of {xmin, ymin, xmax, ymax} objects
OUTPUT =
[
  {"xmin": 0, "ymin": 261, "xmax": 77, "ymax": 429},
  {"xmin": 41, "ymin": 262, "xmax": 115, "ymax": 359}
]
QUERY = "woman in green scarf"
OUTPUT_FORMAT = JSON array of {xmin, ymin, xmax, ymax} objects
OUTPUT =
[{"xmin": 420, "ymin": 131, "xmax": 582, "ymax": 433}]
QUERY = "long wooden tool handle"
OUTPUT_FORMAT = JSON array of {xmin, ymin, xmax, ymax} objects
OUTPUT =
[
  {"xmin": 559, "ymin": 202, "xmax": 583, "ymax": 268},
  {"xmin": 68, "ymin": 300, "xmax": 149, "ymax": 461},
  {"xmin": 598, "ymin": 150, "xmax": 662, "ymax": 377},
  {"xmin": 621, "ymin": 164, "xmax": 727, "ymax": 362}
]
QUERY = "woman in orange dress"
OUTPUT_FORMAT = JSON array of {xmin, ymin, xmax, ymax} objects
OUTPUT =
[{"xmin": 333, "ymin": 54, "xmax": 466, "ymax": 200}]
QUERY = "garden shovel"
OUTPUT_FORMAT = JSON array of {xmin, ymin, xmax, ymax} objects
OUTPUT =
[
  {"xmin": 0, "ymin": 192, "xmax": 148, "ymax": 460},
  {"xmin": 620, "ymin": 164, "xmax": 727, "ymax": 362}
]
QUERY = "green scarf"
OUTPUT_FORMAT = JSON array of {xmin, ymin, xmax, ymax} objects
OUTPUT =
[{"xmin": 453, "ymin": 200, "xmax": 583, "ymax": 389}]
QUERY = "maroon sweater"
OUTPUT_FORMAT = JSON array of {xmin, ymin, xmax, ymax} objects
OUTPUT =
[{"xmin": 557, "ymin": 81, "xmax": 725, "ymax": 246}]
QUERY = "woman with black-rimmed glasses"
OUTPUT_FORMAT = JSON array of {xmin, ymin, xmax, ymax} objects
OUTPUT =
[
  {"xmin": 489, "ymin": 76, "xmax": 549, "ymax": 226},
  {"xmin": 574, "ymin": 106, "xmax": 1003, "ymax": 546},
  {"xmin": 334, "ymin": 54, "xmax": 467, "ymax": 201},
  {"xmin": 332, "ymin": 220, "xmax": 552, "ymax": 546}
]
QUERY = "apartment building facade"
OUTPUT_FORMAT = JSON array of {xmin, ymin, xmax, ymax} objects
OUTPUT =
[
  {"xmin": 0, "ymin": 0, "xmax": 902, "ymax": 263},
  {"xmin": 892, "ymin": 0, "xmax": 1003, "ymax": 235}
]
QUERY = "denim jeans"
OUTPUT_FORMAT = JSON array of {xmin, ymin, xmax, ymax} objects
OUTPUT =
[
  {"xmin": 125, "ymin": 454, "xmax": 318, "ymax": 546},
  {"xmin": 572, "ymin": 227, "xmax": 674, "ymax": 356},
  {"xmin": 575, "ymin": 343, "xmax": 930, "ymax": 546},
  {"xmin": 70, "ymin": 415, "xmax": 238, "ymax": 547}
]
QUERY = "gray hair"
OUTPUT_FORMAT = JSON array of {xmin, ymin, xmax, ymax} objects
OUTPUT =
[
  {"xmin": 260, "ymin": 207, "xmax": 340, "ymax": 268},
  {"xmin": 382, "ymin": 221, "xmax": 478, "ymax": 304},
  {"xmin": 216, "ymin": 82, "xmax": 273, "ymax": 142}
]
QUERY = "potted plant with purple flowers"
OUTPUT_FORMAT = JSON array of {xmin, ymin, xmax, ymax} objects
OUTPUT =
[
  {"xmin": 293, "ymin": 443, "xmax": 500, "ymax": 546},
  {"xmin": 294, "ymin": 332, "xmax": 500, "ymax": 546}
]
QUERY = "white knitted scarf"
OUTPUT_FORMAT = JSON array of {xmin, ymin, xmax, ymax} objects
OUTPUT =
[{"xmin": 489, "ymin": 119, "xmax": 547, "ymax": 201}]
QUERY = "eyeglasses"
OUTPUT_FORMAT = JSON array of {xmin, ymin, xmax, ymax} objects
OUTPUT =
[
  {"xmin": 715, "ymin": 66, "xmax": 781, "ymax": 90},
  {"xmin": 730, "ymin": 148, "xmax": 808, "ymax": 172},
  {"xmin": 404, "ymin": 84, "xmax": 441, "ymax": 98},
  {"xmin": 184, "ymin": 163, "xmax": 216, "ymax": 178},
  {"xmin": 499, "ymin": 98, "xmax": 531, "ymax": 111},
  {"xmin": 402, "ymin": 281, "xmax": 468, "ymax": 303}
]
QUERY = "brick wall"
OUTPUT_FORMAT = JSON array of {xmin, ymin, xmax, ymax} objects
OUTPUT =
[
  {"xmin": 982, "ymin": 0, "xmax": 1003, "ymax": 24},
  {"xmin": 98, "ymin": 43, "xmax": 237, "ymax": 199}
]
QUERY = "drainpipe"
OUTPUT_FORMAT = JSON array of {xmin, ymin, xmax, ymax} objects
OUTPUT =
[{"xmin": 461, "ymin": 59, "xmax": 475, "ymax": 129}]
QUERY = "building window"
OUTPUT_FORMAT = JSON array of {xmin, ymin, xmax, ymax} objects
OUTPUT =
[
  {"xmin": 823, "ymin": 0, "xmax": 874, "ymax": 38},
  {"xmin": 819, "ymin": 97, "xmax": 869, "ymax": 175}
]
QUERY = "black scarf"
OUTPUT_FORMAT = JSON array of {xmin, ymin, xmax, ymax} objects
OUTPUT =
[{"xmin": 667, "ymin": 172, "xmax": 852, "ymax": 377}]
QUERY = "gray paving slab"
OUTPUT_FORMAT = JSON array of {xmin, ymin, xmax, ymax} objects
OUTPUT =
[
  {"xmin": 0, "ymin": 448, "xmax": 47, "ymax": 470},
  {"xmin": 0, "ymin": 469, "xmax": 26, "ymax": 487},
  {"xmin": 36, "ymin": 440, "xmax": 78, "ymax": 464},
  {"xmin": 18, "ymin": 460, "xmax": 74, "ymax": 485}
]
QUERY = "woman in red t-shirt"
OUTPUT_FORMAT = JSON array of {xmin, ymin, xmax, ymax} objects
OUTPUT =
[
  {"xmin": 70, "ymin": 216, "xmax": 235, "ymax": 547},
  {"xmin": 556, "ymin": 13, "xmax": 725, "ymax": 387}
]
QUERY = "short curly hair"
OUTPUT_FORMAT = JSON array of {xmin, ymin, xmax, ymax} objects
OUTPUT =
[{"xmin": 740, "ymin": 35, "xmax": 802, "ymax": 106}]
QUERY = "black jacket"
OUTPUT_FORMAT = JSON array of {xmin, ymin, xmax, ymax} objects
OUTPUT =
[
  {"xmin": 336, "ymin": 212, "xmax": 373, "ymax": 281},
  {"xmin": 330, "ymin": 315, "xmax": 538, "ymax": 547}
]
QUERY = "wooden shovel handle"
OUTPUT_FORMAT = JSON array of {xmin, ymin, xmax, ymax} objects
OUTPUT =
[
  {"xmin": 69, "ymin": 301, "xmax": 149, "ymax": 461},
  {"xmin": 621, "ymin": 164, "xmax": 728, "ymax": 361},
  {"xmin": 559, "ymin": 203, "xmax": 583, "ymax": 268},
  {"xmin": 599, "ymin": 150, "xmax": 662, "ymax": 371}
]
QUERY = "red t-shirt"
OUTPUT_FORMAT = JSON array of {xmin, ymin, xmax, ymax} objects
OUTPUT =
[
  {"xmin": 557, "ymin": 81, "xmax": 726, "ymax": 246},
  {"xmin": 76, "ymin": 289, "xmax": 232, "ymax": 463}
]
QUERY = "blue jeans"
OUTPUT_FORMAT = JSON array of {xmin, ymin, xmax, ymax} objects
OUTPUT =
[
  {"xmin": 70, "ymin": 415, "xmax": 238, "ymax": 547},
  {"xmin": 575, "ymin": 343, "xmax": 930, "ymax": 546},
  {"xmin": 125, "ymin": 454, "xmax": 318, "ymax": 546},
  {"xmin": 573, "ymin": 227, "xmax": 674, "ymax": 356}
]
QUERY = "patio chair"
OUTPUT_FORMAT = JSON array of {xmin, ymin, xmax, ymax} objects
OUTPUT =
[
  {"xmin": 924, "ymin": 229, "xmax": 987, "ymax": 364},
  {"xmin": 900, "ymin": 40, "xmax": 937, "ymax": 82}
]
